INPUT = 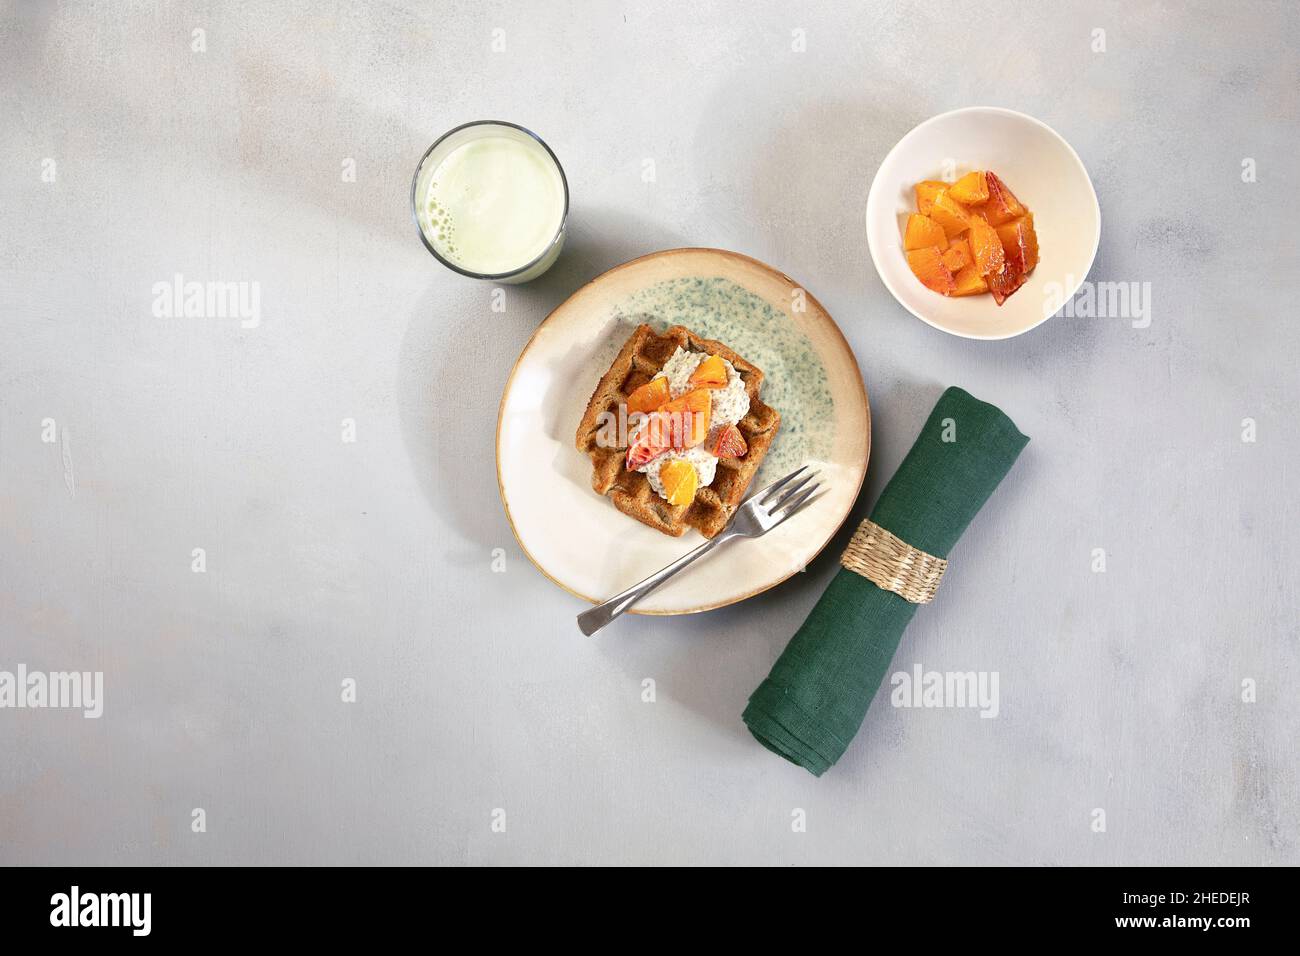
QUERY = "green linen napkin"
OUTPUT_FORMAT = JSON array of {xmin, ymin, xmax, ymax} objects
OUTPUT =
[{"xmin": 742, "ymin": 386, "xmax": 1029, "ymax": 776}]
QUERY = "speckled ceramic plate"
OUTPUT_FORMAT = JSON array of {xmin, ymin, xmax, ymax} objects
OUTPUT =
[{"xmin": 497, "ymin": 248, "xmax": 870, "ymax": 615}]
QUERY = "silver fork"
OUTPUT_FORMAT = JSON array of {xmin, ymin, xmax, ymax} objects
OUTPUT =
[{"xmin": 577, "ymin": 466, "xmax": 823, "ymax": 635}]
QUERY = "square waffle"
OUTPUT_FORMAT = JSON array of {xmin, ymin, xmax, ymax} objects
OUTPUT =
[{"xmin": 575, "ymin": 323, "xmax": 781, "ymax": 538}]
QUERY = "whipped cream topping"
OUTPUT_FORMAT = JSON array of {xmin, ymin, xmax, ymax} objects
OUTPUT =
[{"xmin": 656, "ymin": 347, "xmax": 749, "ymax": 425}]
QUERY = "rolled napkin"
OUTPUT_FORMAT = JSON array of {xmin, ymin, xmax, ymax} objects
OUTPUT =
[{"xmin": 743, "ymin": 386, "xmax": 1029, "ymax": 775}]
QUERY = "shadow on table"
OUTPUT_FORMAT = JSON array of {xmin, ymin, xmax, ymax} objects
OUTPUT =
[{"xmin": 395, "ymin": 206, "xmax": 687, "ymax": 548}]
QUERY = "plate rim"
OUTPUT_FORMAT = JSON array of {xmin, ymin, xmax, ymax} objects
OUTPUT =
[
  {"xmin": 495, "ymin": 246, "xmax": 871, "ymax": 615},
  {"xmin": 865, "ymin": 105, "xmax": 1102, "ymax": 341}
]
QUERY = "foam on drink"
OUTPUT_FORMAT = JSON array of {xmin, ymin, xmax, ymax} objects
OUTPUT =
[{"xmin": 419, "ymin": 135, "xmax": 565, "ymax": 276}]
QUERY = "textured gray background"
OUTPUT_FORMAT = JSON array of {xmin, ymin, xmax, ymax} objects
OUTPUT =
[{"xmin": 2, "ymin": 1, "xmax": 1297, "ymax": 866}]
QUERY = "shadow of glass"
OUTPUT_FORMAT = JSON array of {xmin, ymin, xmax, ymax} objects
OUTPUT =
[{"xmin": 395, "ymin": 207, "xmax": 686, "ymax": 547}]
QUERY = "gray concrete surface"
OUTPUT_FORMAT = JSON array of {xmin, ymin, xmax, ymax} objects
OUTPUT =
[{"xmin": 1, "ymin": 0, "xmax": 1297, "ymax": 865}]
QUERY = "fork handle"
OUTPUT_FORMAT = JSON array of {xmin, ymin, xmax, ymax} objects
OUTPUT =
[{"xmin": 577, "ymin": 532, "xmax": 736, "ymax": 635}]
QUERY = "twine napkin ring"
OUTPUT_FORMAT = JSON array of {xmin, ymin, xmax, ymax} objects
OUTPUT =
[{"xmin": 840, "ymin": 519, "xmax": 947, "ymax": 604}]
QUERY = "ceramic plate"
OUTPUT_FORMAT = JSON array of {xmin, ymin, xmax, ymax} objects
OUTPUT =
[
  {"xmin": 497, "ymin": 248, "xmax": 870, "ymax": 614},
  {"xmin": 866, "ymin": 106, "xmax": 1101, "ymax": 340}
]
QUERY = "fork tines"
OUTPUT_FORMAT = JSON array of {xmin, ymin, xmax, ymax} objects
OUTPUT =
[{"xmin": 749, "ymin": 465, "xmax": 823, "ymax": 525}]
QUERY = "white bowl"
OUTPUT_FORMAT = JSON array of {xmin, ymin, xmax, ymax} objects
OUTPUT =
[{"xmin": 865, "ymin": 107, "xmax": 1100, "ymax": 340}]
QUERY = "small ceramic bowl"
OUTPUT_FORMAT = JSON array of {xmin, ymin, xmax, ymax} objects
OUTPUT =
[{"xmin": 866, "ymin": 106, "xmax": 1100, "ymax": 340}]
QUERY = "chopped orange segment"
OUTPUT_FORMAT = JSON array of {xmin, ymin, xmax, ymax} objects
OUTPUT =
[
  {"xmin": 1022, "ymin": 213, "xmax": 1039, "ymax": 270},
  {"xmin": 995, "ymin": 218, "xmax": 1031, "ymax": 276},
  {"xmin": 982, "ymin": 171, "xmax": 1026, "ymax": 226},
  {"xmin": 967, "ymin": 216, "xmax": 1005, "ymax": 277},
  {"xmin": 988, "ymin": 265, "xmax": 1028, "ymax": 305},
  {"xmin": 988, "ymin": 215, "xmax": 1039, "ymax": 306},
  {"xmin": 903, "ymin": 213, "xmax": 947, "ymax": 251},
  {"xmin": 906, "ymin": 247, "xmax": 956, "ymax": 295},
  {"xmin": 995, "ymin": 214, "xmax": 1039, "ymax": 273},
  {"xmin": 941, "ymin": 237, "xmax": 971, "ymax": 272},
  {"xmin": 928, "ymin": 190, "xmax": 973, "ymax": 238},
  {"xmin": 687, "ymin": 354, "xmax": 728, "ymax": 389},
  {"xmin": 659, "ymin": 459, "xmax": 698, "ymax": 506},
  {"xmin": 660, "ymin": 388, "xmax": 711, "ymax": 449},
  {"xmin": 626, "ymin": 377, "xmax": 670, "ymax": 415},
  {"xmin": 626, "ymin": 414, "xmax": 671, "ymax": 470},
  {"xmin": 914, "ymin": 180, "xmax": 947, "ymax": 215},
  {"xmin": 711, "ymin": 423, "xmax": 748, "ymax": 458},
  {"xmin": 948, "ymin": 171, "xmax": 989, "ymax": 204},
  {"xmin": 951, "ymin": 263, "xmax": 988, "ymax": 296},
  {"xmin": 660, "ymin": 463, "xmax": 702, "ymax": 512}
]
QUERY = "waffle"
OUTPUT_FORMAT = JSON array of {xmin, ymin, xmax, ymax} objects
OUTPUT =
[{"xmin": 575, "ymin": 324, "xmax": 781, "ymax": 538}]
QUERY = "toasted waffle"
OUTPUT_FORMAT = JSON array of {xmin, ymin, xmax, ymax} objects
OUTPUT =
[{"xmin": 575, "ymin": 324, "xmax": 781, "ymax": 538}]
